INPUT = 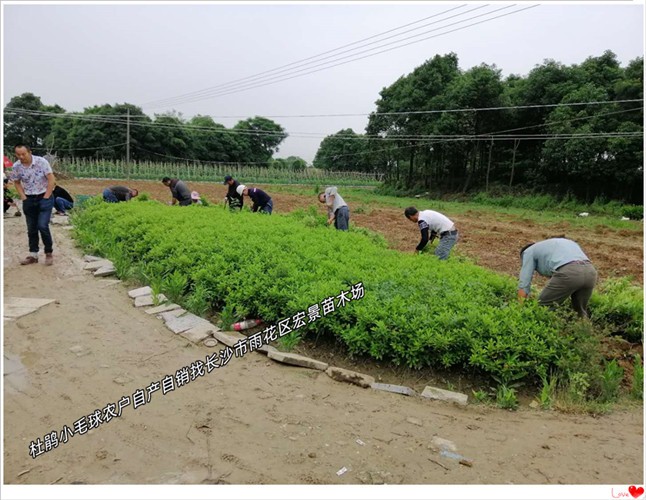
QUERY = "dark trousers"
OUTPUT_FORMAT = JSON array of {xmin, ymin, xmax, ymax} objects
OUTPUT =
[{"xmin": 22, "ymin": 195, "xmax": 54, "ymax": 254}]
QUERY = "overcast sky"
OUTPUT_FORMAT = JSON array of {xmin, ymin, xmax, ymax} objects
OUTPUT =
[{"xmin": 2, "ymin": 2, "xmax": 644, "ymax": 163}]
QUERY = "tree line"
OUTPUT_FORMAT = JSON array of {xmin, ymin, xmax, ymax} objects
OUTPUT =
[
  {"xmin": 313, "ymin": 51, "xmax": 643, "ymax": 203},
  {"xmin": 3, "ymin": 95, "xmax": 307, "ymax": 170}
]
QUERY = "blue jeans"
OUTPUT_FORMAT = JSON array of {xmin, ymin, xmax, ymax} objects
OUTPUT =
[
  {"xmin": 259, "ymin": 199, "xmax": 273, "ymax": 214},
  {"xmin": 22, "ymin": 195, "xmax": 54, "ymax": 254},
  {"xmin": 54, "ymin": 197, "xmax": 74, "ymax": 213},
  {"xmin": 103, "ymin": 188, "xmax": 119, "ymax": 203},
  {"xmin": 435, "ymin": 231, "xmax": 458, "ymax": 260}
]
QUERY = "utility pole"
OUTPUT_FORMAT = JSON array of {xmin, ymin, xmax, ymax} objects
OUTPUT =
[{"xmin": 126, "ymin": 108, "xmax": 131, "ymax": 179}]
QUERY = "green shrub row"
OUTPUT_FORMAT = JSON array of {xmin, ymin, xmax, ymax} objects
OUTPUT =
[{"xmin": 71, "ymin": 199, "xmax": 635, "ymax": 386}]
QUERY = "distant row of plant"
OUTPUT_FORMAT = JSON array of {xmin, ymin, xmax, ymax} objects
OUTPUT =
[
  {"xmin": 71, "ymin": 198, "xmax": 642, "ymax": 409},
  {"xmin": 374, "ymin": 184, "xmax": 643, "ymax": 219},
  {"xmin": 58, "ymin": 158, "xmax": 383, "ymax": 186}
]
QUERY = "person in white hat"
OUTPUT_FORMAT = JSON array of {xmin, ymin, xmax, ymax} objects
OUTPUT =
[
  {"xmin": 191, "ymin": 191, "xmax": 202, "ymax": 205},
  {"xmin": 236, "ymin": 185, "xmax": 273, "ymax": 214}
]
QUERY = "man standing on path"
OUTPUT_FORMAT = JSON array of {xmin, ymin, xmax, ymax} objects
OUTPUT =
[
  {"xmin": 318, "ymin": 186, "xmax": 350, "ymax": 230},
  {"xmin": 10, "ymin": 145, "xmax": 56, "ymax": 266},
  {"xmin": 404, "ymin": 206, "xmax": 458, "ymax": 260},
  {"xmin": 223, "ymin": 175, "xmax": 244, "ymax": 211},
  {"xmin": 238, "ymin": 185, "xmax": 273, "ymax": 214},
  {"xmin": 518, "ymin": 238, "xmax": 598, "ymax": 318},
  {"xmin": 162, "ymin": 177, "xmax": 192, "ymax": 206},
  {"xmin": 102, "ymin": 186, "xmax": 138, "ymax": 203}
]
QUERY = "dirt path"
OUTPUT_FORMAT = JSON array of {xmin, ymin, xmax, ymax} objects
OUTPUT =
[{"xmin": 2, "ymin": 214, "xmax": 643, "ymax": 485}]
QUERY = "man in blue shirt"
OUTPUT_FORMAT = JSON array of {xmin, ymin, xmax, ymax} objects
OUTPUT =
[{"xmin": 517, "ymin": 238, "xmax": 597, "ymax": 318}]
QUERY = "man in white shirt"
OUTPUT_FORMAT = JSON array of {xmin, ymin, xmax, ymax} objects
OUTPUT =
[
  {"xmin": 404, "ymin": 206, "xmax": 458, "ymax": 260},
  {"xmin": 318, "ymin": 186, "xmax": 350, "ymax": 230}
]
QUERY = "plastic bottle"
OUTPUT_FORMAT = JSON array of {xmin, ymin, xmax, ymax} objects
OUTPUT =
[{"xmin": 231, "ymin": 319, "xmax": 263, "ymax": 331}]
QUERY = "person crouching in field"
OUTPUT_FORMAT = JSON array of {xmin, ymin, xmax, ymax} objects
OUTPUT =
[
  {"xmin": 318, "ymin": 186, "xmax": 350, "ymax": 230},
  {"xmin": 162, "ymin": 177, "xmax": 192, "ymax": 206},
  {"xmin": 103, "ymin": 186, "xmax": 138, "ymax": 203},
  {"xmin": 52, "ymin": 184, "xmax": 74, "ymax": 215},
  {"xmin": 518, "ymin": 238, "xmax": 598, "ymax": 318},
  {"xmin": 3, "ymin": 176, "xmax": 22, "ymax": 217},
  {"xmin": 237, "ymin": 185, "xmax": 273, "ymax": 214},
  {"xmin": 223, "ymin": 175, "xmax": 244, "ymax": 211},
  {"xmin": 404, "ymin": 206, "xmax": 458, "ymax": 260}
]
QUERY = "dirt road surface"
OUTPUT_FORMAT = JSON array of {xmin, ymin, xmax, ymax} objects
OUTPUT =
[{"xmin": 2, "ymin": 212, "xmax": 643, "ymax": 486}]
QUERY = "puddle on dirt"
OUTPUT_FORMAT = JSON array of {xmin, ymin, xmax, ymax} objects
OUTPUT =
[{"xmin": 3, "ymin": 353, "xmax": 31, "ymax": 393}]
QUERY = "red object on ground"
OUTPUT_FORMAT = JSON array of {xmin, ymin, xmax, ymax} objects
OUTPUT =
[
  {"xmin": 232, "ymin": 319, "xmax": 263, "ymax": 331},
  {"xmin": 4, "ymin": 155, "xmax": 14, "ymax": 168}
]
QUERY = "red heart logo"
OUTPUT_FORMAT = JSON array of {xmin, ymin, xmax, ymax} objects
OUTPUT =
[{"xmin": 629, "ymin": 486, "xmax": 644, "ymax": 498}]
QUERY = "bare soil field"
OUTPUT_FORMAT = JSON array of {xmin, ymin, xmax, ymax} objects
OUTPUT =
[{"xmin": 2, "ymin": 180, "xmax": 644, "ymax": 486}]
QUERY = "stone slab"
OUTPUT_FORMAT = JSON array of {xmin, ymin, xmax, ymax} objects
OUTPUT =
[
  {"xmin": 84, "ymin": 260, "xmax": 113, "ymax": 271},
  {"xmin": 128, "ymin": 286, "xmax": 153, "ymax": 298},
  {"xmin": 158, "ymin": 309, "xmax": 187, "ymax": 321},
  {"xmin": 421, "ymin": 386, "xmax": 468, "ymax": 406},
  {"xmin": 371, "ymin": 383, "xmax": 417, "ymax": 397},
  {"xmin": 134, "ymin": 294, "xmax": 167, "ymax": 307},
  {"xmin": 83, "ymin": 255, "xmax": 103, "ymax": 262},
  {"xmin": 325, "ymin": 366, "xmax": 374, "ymax": 388},
  {"xmin": 163, "ymin": 313, "xmax": 212, "ymax": 335},
  {"xmin": 255, "ymin": 344, "xmax": 279, "ymax": 355},
  {"xmin": 212, "ymin": 329, "xmax": 247, "ymax": 348},
  {"xmin": 179, "ymin": 323, "xmax": 217, "ymax": 343},
  {"xmin": 4, "ymin": 297, "xmax": 55, "ymax": 319},
  {"xmin": 94, "ymin": 265, "xmax": 116, "ymax": 277},
  {"xmin": 267, "ymin": 350, "xmax": 328, "ymax": 371},
  {"xmin": 145, "ymin": 303, "xmax": 183, "ymax": 315}
]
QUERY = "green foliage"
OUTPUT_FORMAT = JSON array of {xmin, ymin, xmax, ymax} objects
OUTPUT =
[
  {"xmin": 622, "ymin": 205, "xmax": 643, "ymax": 220},
  {"xmin": 589, "ymin": 278, "xmax": 643, "ymax": 342},
  {"xmin": 632, "ymin": 354, "xmax": 643, "ymax": 400},
  {"xmin": 278, "ymin": 331, "xmax": 303, "ymax": 351},
  {"xmin": 135, "ymin": 192, "xmax": 151, "ymax": 202},
  {"xmin": 599, "ymin": 359, "xmax": 624, "ymax": 403},
  {"xmin": 71, "ymin": 201, "xmax": 623, "ymax": 386},
  {"xmin": 495, "ymin": 384, "xmax": 519, "ymax": 410},
  {"xmin": 538, "ymin": 374, "xmax": 558, "ymax": 410},
  {"xmin": 471, "ymin": 389, "xmax": 491, "ymax": 404}
]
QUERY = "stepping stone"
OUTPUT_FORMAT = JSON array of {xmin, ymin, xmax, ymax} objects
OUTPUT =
[
  {"xmin": 134, "ymin": 294, "xmax": 167, "ymax": 307},
  {"xmin": 267, "ymin": 351, "xmax": 328, "ymax": 371},
  {"xmin": 3, "ymin": 297, "xmax": 55, "ymax": 319},
  {"xmin": 421, "ymin": 386, "xmax": 468, "ymax": 406},
  {"xmin": 128, "ymin": 286, "xmax": 152, "ymax": 298},
  {"xmin": 179, "ymin": 323, "xmax": 217, "ymax": 343},
  {"xmin": 256, "ymin": 344, "xmax": 278, "ymax": 355},
  {"xmin": 163, "ymin": 313, "xmax": 213, "ymax": 335},
  {"xmin": 158, "ymin": 309, "xmax": 187, "ymax": 321},
  {"xmin": 145, "ymin": 303, "xmax": 182, "ymax": 315},
  {"xmin": 94, "ymin": 265, "xmax": 116, "ymax": 277},
  {"xmin": 84, "ymin": 260, "xmax": 112, "ymax": 271},
  {"xmin": 83, "ymin": 255, "xmax": 103, "ymax": 262},
  {"xmin": 325, "ymin": 366, "xmax": 374, "ymax": 388},
  {"xmin": 371, "ymin": 383, "xmax": 417, "ymax": 397},
  {"xmin": 211, "ymin": 330, "xmax": 247, "ymax": 348}
]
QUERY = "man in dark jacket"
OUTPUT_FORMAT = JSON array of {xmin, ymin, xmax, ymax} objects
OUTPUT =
[
  {"xmin": 162, "ymin": 177, "xmax": 192, "ymax": 206},
  {"xmin": 53, "ymin": 184, "xmax": 74, "ymax": 215},
  {"xmin": 238, "ymin": 185, "xmax": 273, "ymax": 214},
  {"xmin": 223, "ymin": 175, "xmax": 244, "ymax": 211}
]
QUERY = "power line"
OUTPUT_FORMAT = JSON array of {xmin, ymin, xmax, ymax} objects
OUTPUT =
[
  {"xmin": 142, "ymin": 5, "xmax": 539, "ymax": 109},
  {"xmin": 140, "ymin": 5, "xmax": 473, "ymax": 108}
]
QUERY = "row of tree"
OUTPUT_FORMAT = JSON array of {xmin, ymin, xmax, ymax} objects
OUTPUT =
[
  {"xmin": 313, "ymin": 51, "xmax": 643, "ymax": 203},
  {"xmin": 3, "ymin": 94, "xmax": 305, "ymax": 168}
]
